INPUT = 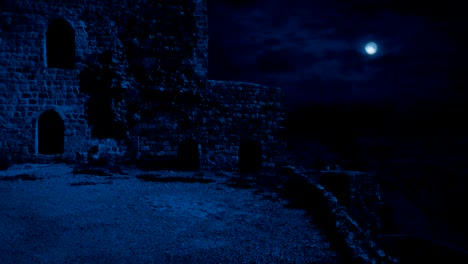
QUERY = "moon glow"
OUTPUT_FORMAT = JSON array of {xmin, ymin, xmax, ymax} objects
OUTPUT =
[{"xmin": 365, "ymin": 42, "xmax": 378, "ymax": 55}]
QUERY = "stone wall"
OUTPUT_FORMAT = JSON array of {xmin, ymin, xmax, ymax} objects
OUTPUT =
[
  {"xmin": 0, "ymin": 0, "xmax": 287, "ymax": 171},
  {"xmin": 313, "ymin": 170, "xmax": 383, "ymax": 240},
  {"xmin": 136, "ymin": 80, "xmax": 286, "ymax": 171},
  {"xmin": 0, "ymin": 0, "xmax": 94, "ymax": 160},
  {"xmin": 283, "ymin": 167, "xmax": 397, "ymax": 263},
  {"xmin": 0, "ymin": 0, "xmax": 212, "ymax": 164},
  {"xmin": 200, "ymin": 80, "xmax": 286, "ymax": 170}
]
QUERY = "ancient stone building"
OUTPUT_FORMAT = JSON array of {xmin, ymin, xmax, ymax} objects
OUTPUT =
[{"xmin": 0, "ymin": 0, "xmax": 286, "ymax": 171}]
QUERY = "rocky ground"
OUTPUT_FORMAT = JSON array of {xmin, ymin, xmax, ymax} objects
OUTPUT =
[{"xmin": 0, "ymin": 163, "xmax": 342, "ymax": 264}]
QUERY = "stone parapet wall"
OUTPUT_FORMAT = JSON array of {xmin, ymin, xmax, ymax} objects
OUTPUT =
[
  {"xmin": 348, "ymin": 172, "xmax": 383, "ymax": 238},
  {"xmin": 283, "ymin": 167, "xmax": 398, "ymax": 264},
  {"xmin": 306, "ymin": 170, "xmax": 384, "ymax": 239}
]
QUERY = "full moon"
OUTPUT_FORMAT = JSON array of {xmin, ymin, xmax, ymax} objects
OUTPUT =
[{"xmin": 364, "ymin": 42, "xmax": 378, "ymax": 55}]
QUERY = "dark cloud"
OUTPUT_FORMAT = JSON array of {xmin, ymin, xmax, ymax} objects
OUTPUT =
[
  {"xmin": 217, "ymin": 0, "xmax": 264, "ymax": 9},
  {"xmin": 335, "ymin": 0, "xmax": 462, "ymax": 20},
  {"xmin": 208, "ymin": 0, "xmax": 463, "ymax": 108},
  {"xmin": 255, "ymin": 47, "xmax": 297, "ymax": 73}
]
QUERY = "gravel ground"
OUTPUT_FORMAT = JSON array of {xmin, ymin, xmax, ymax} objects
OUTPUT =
[{"xmin": 0, "ymin": 163, "xmax": 341, "ymax": 263}]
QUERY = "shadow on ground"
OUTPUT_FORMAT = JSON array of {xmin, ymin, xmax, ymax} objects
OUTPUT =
[
  {"xmin": 136, "ymin": 173, "xmax": 215, "ymax": 184},
  {"xmin": 0, "ymin": 173, "xmax": 42, "ymax": 181}
]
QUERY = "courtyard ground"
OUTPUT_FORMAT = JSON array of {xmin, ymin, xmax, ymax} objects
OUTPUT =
[{"xmin": 0, "ymin": 163, "xmax": 341, "ymax": 264}]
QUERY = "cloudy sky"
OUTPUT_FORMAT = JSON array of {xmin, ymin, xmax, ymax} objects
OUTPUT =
[{"xmin": 207, "ymin": 0, "xmax": 466, "ymax": 110}]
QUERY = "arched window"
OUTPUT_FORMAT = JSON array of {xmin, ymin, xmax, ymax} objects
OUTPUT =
[
  {"xmin": 46, "ymin": 18, "xmax": 75, "ymax": 69},
  {"xmin": 38, "ymin": 110, "xmax": 64, "ymax": 154},
  {"xmin": 177, "ymin": 138, "xmax": 200, "ymax": 170},
  {"xmin": 238, "ymin": 139, "xmax": 262, "ymax": 173}
]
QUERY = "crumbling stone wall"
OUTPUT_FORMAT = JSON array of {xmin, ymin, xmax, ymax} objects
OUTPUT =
[
  {"xmin": 0, "ymin": 0, "xmax": 207, "ymax": 160},
  {"xmin": 1, "ymin": 0, "xmax": 286, "ymax": 171},
  {"xmin": 136, "ymin": 80, "xmax": 286, "ymax": 171},
  {"xmin": 0, "ymin": 1, "xmax": 93, "ymax": 161}
]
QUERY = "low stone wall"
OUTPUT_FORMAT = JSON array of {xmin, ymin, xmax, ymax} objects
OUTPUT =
[
  {"xmin": 282, "ymin": 167, "xmax": 398, "ymax": 264},
  {"xmin": 201, "ymin": 80, "xmax": 286, "ymax": 170},
  {"xmin": 136, "ymin": 80, "xmax": 287, "ymax": 171},
  {"xmin": 308, "ymin": 170, "xmax": 384, "ymax": 240}
]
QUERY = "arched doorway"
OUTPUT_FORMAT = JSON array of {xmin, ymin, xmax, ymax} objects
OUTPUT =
[
  {"xmin": 38, "ymin": 110, "xmax": 64, "ymax": 155},
  {"xmin": 46, "ymin": 18, "xmax": 75, "ymax": 69},
  {"xmin": 238, "ymin": 139, "xmax": 262, "ymax": 173},
  {"xmin": 177, "ymin": 138, "xmax": 199, "ymax": 170}
]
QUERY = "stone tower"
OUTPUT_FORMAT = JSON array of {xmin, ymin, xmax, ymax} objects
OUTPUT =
[{"xmin": 0, "ymin": 0, "xmax": 286, "ymax": 171}]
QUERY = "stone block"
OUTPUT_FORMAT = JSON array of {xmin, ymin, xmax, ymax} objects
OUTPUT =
[{"xmin": 141, "ymin": 146, "xmax": 150, "ymax": 151}]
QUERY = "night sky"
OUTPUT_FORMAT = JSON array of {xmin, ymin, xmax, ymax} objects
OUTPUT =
[{"xmin": 207, "ymin": 0, "xmax": 467, "ymax": 110}]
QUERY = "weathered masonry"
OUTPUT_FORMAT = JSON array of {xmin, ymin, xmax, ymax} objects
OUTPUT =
[{"xmin": 0, "ymin": 0, "xmax": 286, "ymax": 171}]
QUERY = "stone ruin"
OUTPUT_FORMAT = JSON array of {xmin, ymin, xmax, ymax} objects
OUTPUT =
[{"xmin": 0, "ymin": 0, "xmax": 287, "ymax": 171}]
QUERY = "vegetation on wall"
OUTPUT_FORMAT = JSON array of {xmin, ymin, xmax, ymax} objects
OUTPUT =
[
  {"xmin": 118, "ymin": 0, "xmax": 200, "ymax": 90},
  {"xmin": 78, "ymin": 0, "xmax": 209, "ymax": 140},
  {"xmin": 78, "ymin": 51, "xmax": 141, "ymax": 140}
]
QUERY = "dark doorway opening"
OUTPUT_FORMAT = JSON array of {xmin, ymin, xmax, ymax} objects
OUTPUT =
[
  {"xmin": 238, "ymin": 139, "xmax": 262, "ymax": 173},
  {"xmin": 177, "ymin": 138, "xmax": 200, "ymax": 170},
  {"xmin": 46, "ymin": 18, "xmax": 75, "ymax": 69},
  {"xmin": 38, "ymin": 110, "xmax": 64, "ymax": 155}
]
